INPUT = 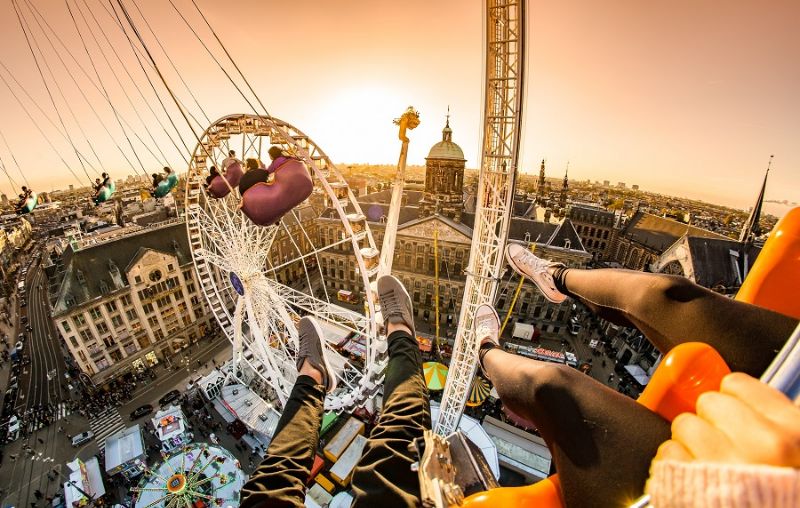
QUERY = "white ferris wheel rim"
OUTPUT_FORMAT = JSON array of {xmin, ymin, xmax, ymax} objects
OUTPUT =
[{"xmin": 184, "ymin": 114, "xmax": 387, "ymax": 411}]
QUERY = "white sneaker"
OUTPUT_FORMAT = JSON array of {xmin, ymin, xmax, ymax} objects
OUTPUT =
[
  {"xmin": 474, "ymin": 304, "xmax": 500, "ymax": 349},
  {"xmin": 505, "ymin": 243, "xmax": 567, "ymax": 304}
]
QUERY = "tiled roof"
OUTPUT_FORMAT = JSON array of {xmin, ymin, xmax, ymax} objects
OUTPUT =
[
  {"xmin": 622, "ymin": 212, "xmax": 728, "ymax": 251},
  {"xmin": 53, "ymin": 222, "xmax": 191, "ymax": 315}
]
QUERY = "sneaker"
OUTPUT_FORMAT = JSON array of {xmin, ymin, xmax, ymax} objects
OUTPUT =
[
  {"xmin": 297, "ymin": 316, "xmax": 337, "ymax": 392},
  {"xmin": 474, "ymin": 304, "xmax": 500, "ymax": 349},
  {"xmin": 505, "ymin": 243, "xmax": 567, "ymax": 304},
  {"xmin": 377, "ymin": 275, "xmax": 415, "ymax": 337}
]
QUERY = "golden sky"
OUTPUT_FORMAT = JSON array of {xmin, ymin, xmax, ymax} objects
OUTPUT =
[{"xmin": 0, "ymin": 0, "xmax": 797, "ymax": 213}]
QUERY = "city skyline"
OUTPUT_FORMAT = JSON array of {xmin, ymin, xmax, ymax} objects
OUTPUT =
[{"xmin": 0, "ymin": 0, "xmax": 797, "ymax": 214}]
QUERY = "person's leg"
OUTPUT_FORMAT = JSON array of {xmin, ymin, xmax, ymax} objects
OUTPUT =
[
  {"xmin": 476, "ymin": 305, "xmax": 670, "ymax": 508},
  {"xmin": 505, "ymin": 244, "xmax": 798, "ymax": 376},
  {"xmin": 241, "ymin": 317, "xmax": 336, "ymax": 508},
  {"xmin": 351, "ymin": 275, "xmax": 431, "ymax": 507}
]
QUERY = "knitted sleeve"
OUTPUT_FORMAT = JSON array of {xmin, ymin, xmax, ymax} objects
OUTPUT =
[{"xmin": 645, "ymin": 459, "xmax": 800, "ymax": 508}]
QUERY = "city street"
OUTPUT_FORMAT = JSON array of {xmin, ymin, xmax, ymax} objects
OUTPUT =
[
  {"xmin": 0, "ymin": 318, "xmax": 233, "ymax": 506},
  {"xmin": 14, "ymin": 258, "xmax": 68, "ymax": 421}
]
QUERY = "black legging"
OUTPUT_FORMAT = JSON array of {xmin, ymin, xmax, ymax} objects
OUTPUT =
[
  {"xmin": 553, "ymin": 268, "xmax": 798, "ymax": 376},
  {"xmin": 484, "ymin": 269, "xmax": 798, "ymax": 507}
]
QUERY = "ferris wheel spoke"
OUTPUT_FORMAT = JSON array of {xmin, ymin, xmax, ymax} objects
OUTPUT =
[
  {"xmin": 243, "ymin": 292, "xmax": 292, "ymax": 405},
  {"xmin": 262, "ymin": 277, "xmax": 369, "ymax": 335}
]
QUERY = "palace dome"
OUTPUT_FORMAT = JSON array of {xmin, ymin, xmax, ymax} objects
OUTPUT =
[{"xmin": 426, "ymin": 122, "xmax": 465, "ymax": 161}]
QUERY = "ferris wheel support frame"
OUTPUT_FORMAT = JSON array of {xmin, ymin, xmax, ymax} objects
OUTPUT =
[{"xmin": 435, "ymin": 0, "xmax": 527, "ymax": 435}]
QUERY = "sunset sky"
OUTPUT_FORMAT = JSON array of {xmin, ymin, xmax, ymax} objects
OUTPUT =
[{"xmin": 0, "ymin": 0, "xmax": 797, "ymax": 214}]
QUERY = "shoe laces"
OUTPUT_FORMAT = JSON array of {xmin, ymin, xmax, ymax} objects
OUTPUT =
[
  {"xmin": 518, "ymin": 249, "xmax": 550, "ymax": 274},
  {"xmin": 475, "ymin": 322, "xmax": 494, "ymax": 341},
  {"xmin": 381, "ymin": 289, "xmax": 402, "ymax": 317},
  {"xmin": 474, "ymin": 313, "xmax": 497, "ymax": 340}
]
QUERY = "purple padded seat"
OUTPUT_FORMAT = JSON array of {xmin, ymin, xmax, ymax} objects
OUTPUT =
[
  {"xmin": 207, "ymin": 161, "xmax": 244, "ymax": 198},
  {"xmin": 240, "ymin": 158, "xmax": 313, "ymax": 226}
]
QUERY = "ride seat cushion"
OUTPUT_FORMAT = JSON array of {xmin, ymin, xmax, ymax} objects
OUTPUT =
[
  {"xmin": 208, "ymin": 162, "xmax": 244, "ymax": 198},
  {"xmin": 240, "ymin": 159, "xmax": 313, "ymax": 226}
]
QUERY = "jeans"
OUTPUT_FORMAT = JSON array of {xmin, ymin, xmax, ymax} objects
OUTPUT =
[{"xmin": 240, "ymin": 330, "xmax": 430, "ymax": 507}]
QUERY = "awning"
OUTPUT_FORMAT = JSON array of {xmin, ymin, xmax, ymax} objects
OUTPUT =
[
  {"xmin": 624, "ymin": 364, "xmax": 651, "ymax": 386},
  {"xmin": 64, "ymin": 457, "xmax": 105, "ymax": 507},
  {"xmin": 423, "ymin": 362, "xmax": 448, "ymax": 391},
  {"xmin": 467, "ymin": 376, "xmax": 491, "ymax": 407}
]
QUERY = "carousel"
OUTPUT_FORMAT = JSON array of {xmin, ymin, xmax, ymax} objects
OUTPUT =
[{"xmin": 131, "ymin": 444, "xmax": 246, "ymax": 508}]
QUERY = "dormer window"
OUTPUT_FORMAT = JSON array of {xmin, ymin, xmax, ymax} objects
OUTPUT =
[{"xmin": 76, "ymin": 270, "xmax": 86, "ymax": 284}]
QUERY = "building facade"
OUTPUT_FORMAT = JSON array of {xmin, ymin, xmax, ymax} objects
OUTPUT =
[
  {"xmin": 51, "ymin": 222, "xmax": 213, "ymax": 383},
  {"xmin": 567, "ymin": 205, "xmax": 617, "ymax": 261}
]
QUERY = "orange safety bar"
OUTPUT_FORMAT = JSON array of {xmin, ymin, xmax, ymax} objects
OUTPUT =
[{"xmin": 462, "ymin": 207, "xmax": 800, "ymax": 507}]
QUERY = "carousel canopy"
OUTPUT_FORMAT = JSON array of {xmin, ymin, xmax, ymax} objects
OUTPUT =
[
  {"xmin": 132, "ymin": 444, "xmax": 246, "ymax": 507},
  {"xmin": 466, "ymin": 376, "xmax": 491, "ymax": 407},
  {"xmin": 423, "ymin": 362, "xmax": 449, "ymax": 391}
]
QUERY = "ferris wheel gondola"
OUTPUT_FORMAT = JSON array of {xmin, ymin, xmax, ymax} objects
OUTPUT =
[{"xmin": 185, "ymin": 114, "xmax": 386, "ymax": 412}]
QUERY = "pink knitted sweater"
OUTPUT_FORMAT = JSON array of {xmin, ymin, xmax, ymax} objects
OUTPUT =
[{"xmin": 646, "ymin": 460, "xmax": 800, "ymax": 507}]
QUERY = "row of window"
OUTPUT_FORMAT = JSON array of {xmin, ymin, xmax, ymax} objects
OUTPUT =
[{"xmin": 575, "ymin": 225, "xmax": 611, "ymax": 240}]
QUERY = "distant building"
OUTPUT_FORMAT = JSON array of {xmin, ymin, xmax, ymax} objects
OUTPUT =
[
  {"xmin": 652, "ymin": 236, "xmax": 761, "ymax": 293},
  {"xmin": 50, "ymin": 221, "xmax": 213, "ymax": 383},
  {"xmin": 419, "ymin": 116, "xmax": 466, "ymax": 221},
  {"xmin": 651, "ymin": 166, "xmax": 769, "ymax": 293},
  {"xmin": 567, "ymin": 206, "xmax": 617, "ymax": 260},
  {"xmin": 617, "ymin": 182, "xmax": 626, "ymax": 189},
  {"xmin": 609, "ymin": 211, "xmax": 729, "ymax": 270},
  {"xmin": 632, "ymin": 185, "xmax": 639, "ymax": 191},
  {"xmin": 603, "ymin": 180, "xmax": 610, "ymax": 187}
]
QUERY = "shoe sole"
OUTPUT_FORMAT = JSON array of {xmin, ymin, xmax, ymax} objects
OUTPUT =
[
  {"xmin": 504, "ymin": 246, "xmax": 566, "ymax": 304},
  {"xmin": 302, "ymin": 318, "xmax": 338, "ymax": 392},
  {"xmin": 377, "ymin": 276, "xmax": 415, "ymax": 336}
]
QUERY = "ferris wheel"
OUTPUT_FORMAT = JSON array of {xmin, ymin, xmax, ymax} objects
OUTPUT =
[{"xmin": 184, "ymin": 114, "xmax": 387, "ymax": 412}]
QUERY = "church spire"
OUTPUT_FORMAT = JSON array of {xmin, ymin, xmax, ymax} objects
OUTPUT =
[
  {"xmin": 739, "ymin": 155, "xmax": 772, "ymax": 243},
  {"xmin": 559, "ymin": 161, "xmax": 569, "ymax": 209},
  {"xmin": 537, "ymin": 159, "xmax": 546, "ymax": 198}
]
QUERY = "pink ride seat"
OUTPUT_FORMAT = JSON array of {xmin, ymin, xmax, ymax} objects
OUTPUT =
[
  {"xmin": 240, "ymin": 158, "xmax": 313, "ymax": 226},
  {"xmin": 208, "ymin": 161, "xmax": 244, "ymax": 198}
]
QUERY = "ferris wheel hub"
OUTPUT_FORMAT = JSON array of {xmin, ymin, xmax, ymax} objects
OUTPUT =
[
  {"xmin": 230, "ymin": 272, "xmax": 245, "ymax": 296},
  {"xmin": 166, "ymin": 473, "xmax": 187, "ymax": 494}
]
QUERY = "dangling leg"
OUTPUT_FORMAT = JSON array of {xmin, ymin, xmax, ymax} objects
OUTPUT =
[
  {"xmin": 241, "ymin": 317, "xmax": 336, "ymax": 508},
  {"xmin": 476, "ymin": 305, "xmax": 670, "ymax": 508},
  {"xmin": 351, "ymin": 276, "xmax": 431, "ymax": 507},
  {"xmin": 506, "ymin": 244, "xmax": 798, "ymax": 376}
]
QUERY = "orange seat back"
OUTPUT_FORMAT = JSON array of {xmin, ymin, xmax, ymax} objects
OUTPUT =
[
  {"xmin": 735, "ymin": 207, "xmax": 800, "ymax": 319},
  {"xmin": 463, "ymin": 475, "xmax": 562, "ymax": 508}
]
